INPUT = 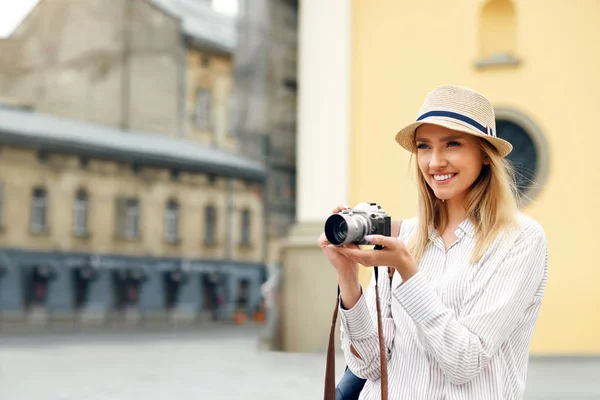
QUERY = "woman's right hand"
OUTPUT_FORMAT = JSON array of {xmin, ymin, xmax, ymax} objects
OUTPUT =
[
  {"xmin": 318, "ymin": 204, "xmax": 362, "ymax": 308},
  {"xmin": 317, "ymin": 205, "xmax": 360, "ymax": 279}
]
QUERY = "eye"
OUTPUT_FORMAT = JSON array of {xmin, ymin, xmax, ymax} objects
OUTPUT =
[
  {"xmin": 447, "ymin": 141, "xmax": 460, "ymax": 147},
  {"xmin": 416, "ymin": 143, "xmax": 429, "ymax": 150}
]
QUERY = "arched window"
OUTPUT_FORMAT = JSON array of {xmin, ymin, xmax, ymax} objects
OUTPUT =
[
  {"xmin": 31, "ymin": 187, "xmax": 48, "ymax": 233},
  {"xmin": 204, "ymin": 204, "xmax": 217, "ymax": 245},
  {"xmin": 164, "ymin": 199, "xmax": 180, "ymax": 243},
  {"xmin": 115, "ymin": 197, "xmax": 140, "ymax": 239},
  {"xmin": 0, "ymin": 182, "xmax": 4, "ymax": 227},
  {"xmin": 73, "ymin": 189, "xmax": 89, "ymax": 236},
  {"xmin": 124, "ymin": 199, "xmax": 140, "ymax": 239},
  {"xmin": 240, "ymin": 208, "xmax": 251, "ymax": 245},
  {"xmin": 477, "ymin": 0, "xmax": 519, "ymax": 68},
  {"xmin": 194, "ymin": 88, "xmax": 211, "ymax": 129}
]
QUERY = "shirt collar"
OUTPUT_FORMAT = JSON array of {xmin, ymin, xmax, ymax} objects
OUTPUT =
[
  {"xmin": 456, "ymin": 218, "xmax": 475, "ymax": 239},
  {"xmin": 428, "ymin": 218, "xmax": 475, "ymax": 241},
  {"xmin": 427, "ymin": 223, "xmax": 438, "ymax": 241}
]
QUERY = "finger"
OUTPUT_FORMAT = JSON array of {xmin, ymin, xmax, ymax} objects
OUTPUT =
[
  {"xmin": 332, "ymin": 204, "xmax": 351, "ymax": 214},
  {"xmin": 364, "ymin": 234, "xmax": 398, "ymax": 249},
  {"xmin": 317, "ymin": 234, "xmax": 330, "ymax": 248},
  {"xmin": 331, "ymin": 245, "xmax": 363, "ymax": 260},
  {"xmin": 336, "ymin": 246, "xmax": 384, "ymax": 267}
]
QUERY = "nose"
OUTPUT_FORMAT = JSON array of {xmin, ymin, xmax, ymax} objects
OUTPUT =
[{"xmin": 429, "ymin": 148, "xmax": 448, "ymax": 170}]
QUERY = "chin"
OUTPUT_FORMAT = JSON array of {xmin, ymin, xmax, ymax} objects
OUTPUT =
[{"xmin": 433, "ymin": 190, "xmax": 453, "ymax": 201}]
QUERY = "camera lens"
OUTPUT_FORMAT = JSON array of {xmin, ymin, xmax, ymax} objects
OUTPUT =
[
  {"xmin": 335, "ymin": 220, "xmax": 348, "ymax": 243},
  {"xmin": 325, "ymin": 214, "xmax": 349, "ymax": 245}
]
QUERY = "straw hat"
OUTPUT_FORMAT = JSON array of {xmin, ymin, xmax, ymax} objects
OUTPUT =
[{"xmin": 394, "ymin": 85, "xmax": 513, "ymax": 157}]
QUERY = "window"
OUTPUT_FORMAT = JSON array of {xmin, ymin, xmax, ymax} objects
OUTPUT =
[
  {"xmin": 31, "ymin": 187, "xmax": 48, "ymax": 233},
  {"xmin": 228, "ymin": 94, "xmax": 236, "ymax": 134},
  {"xmin": 73, "ymin": 189, "xmax": 89, "ymax": 236},
  {"xmin": 273, "ymin": 173, "xmax": 283, "ymax": 199},
  {"xmin": 194, "ymin": 88, "xmax": 211, "ymax": 129},
  {"xmin": 475, "ymin": 0, "xmax": 519, "ymax": 69},
  {"xmin": 37, "ymin": 150, "xmax": 48, "ymax": 163},
  {"xmin": 241, "ymin": 208, "xmax": 251, "ymax": 245},
  {"xmin": 495, "ymin": 108, "xmax": 550, "ymax": 205},
  {"xmin": 0, "ymin": 182, "xmax": 4, "ymax": 227},
  {"xmin": 290, "ymin": 173, "xmax": 296, "ymax": 202},
  {"xmin": 480, "ymin": 0, "xmax": 516, "ymax": 58},
  {"xmin": 116, "ymin": 198, "xmax": 140, "ymax": 239},
  {"xmin": 204, "ymin": 205, "xmax": 217, "ymax": 244},
  {"xmin": 236, "ymin": 278, "xmax": 250, "ymax": 310},
  {"xmin": 164, "ymin": 199, "xmax": 179, "ymax": 243}
]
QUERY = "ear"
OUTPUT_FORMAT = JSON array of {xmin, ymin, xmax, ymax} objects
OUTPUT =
[{"xmin": 482, "ymin": 154, "xmax": 491, "ymax": 166}]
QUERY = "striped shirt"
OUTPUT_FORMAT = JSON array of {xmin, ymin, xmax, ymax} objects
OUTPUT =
[{"xmin": 339, "ymin": 213, "xmax": 548, "ymax": 399}]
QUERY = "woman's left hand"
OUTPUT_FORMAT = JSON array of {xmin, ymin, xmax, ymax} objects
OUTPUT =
[{"xmin": 329, "ymin": 235, "xmax": 419, "ymax": 281}]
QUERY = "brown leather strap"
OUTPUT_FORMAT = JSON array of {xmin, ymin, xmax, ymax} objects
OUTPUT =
[
  {"xmin": 324, "ymin": 271, "xmax": 388, "ymax": 400},
  {"xmin": 374, "ymin": 281, "xmax": 388, "ymax": 399},
  {"xmin": 324, "ymin": 294, "xmax": 340, "ymax": 400},
  {"xmin": 323, "ymin": 220, "xmax": 402, "ymax": 400}
]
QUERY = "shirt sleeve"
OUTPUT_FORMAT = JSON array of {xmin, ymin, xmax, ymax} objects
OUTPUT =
[
  {"xmin": 338, "ymin": 267, "xmax": 396, "ymax": 381},
  {"xmin": 393, "ymin": 222, "xmax": 547, "ymax": 385}
]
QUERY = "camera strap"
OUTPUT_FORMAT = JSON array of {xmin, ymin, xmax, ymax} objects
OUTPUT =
[{"xmin": 324, "ymin": 220, "xmax": 402, "ymax": 400}]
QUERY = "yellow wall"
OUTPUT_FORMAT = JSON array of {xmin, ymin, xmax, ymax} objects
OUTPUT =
[{"xmin": 350, "ymin": 0, "xmax": 600, "ymax": 354}]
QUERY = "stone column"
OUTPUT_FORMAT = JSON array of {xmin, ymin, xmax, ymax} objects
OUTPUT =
[{"xmin": 280, "ymin": 0, "xmax": 351, "ymax": 353}]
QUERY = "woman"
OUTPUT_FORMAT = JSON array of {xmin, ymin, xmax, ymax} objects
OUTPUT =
[{"xmin": 318, "ymin": 85, "xmax": 548, "ymax": 399}]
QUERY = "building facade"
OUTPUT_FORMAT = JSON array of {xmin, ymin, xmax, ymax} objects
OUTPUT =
[
  {"xmin": 0, "ymin": 0, "xmax": 268, "ymax": 326},
  {"xmin": 282, "ymin": 0, "xmax": 600, "ymax": 357},
  {"xmin": 0, "ymin": 0, "xmax": 185, "ymax": 135}
]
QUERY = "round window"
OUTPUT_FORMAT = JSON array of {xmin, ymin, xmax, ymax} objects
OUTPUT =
[
  {"xmin": 494, "ymin": 108, "xmax": 549, "ymax": 204},
  {"xmin": 496, "ymin": 120, "xmax": 537, "ymax": 196}
]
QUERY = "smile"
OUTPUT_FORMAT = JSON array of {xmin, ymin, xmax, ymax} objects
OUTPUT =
[{"xmin": 432, "ymin": 173, "xmax": 457, "ymax": 183}]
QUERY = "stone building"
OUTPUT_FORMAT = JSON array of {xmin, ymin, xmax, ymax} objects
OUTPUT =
[
  {"xmin": 0, "ymin": 0, "xmax": 267, "ymax": 326},
  {"xmin": 0, "ymin": 0, "xmax": 239, "ymax": 146},
  {"xmin": 151, "ymin": 0, "xmax": 239, "ymax": 151},
  {"xmin": 233, "ymin": 0, "xmax": 298, "ymax": 263}
]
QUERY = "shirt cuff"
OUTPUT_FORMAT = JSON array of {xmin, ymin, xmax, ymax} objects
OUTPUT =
[
  {"xmin": 339, "ymin": 293, "xmax": 375, "ymax": 340},
  {"xmin": 393, "ymin": 270, "xmax": 441, "ymax": 325}
]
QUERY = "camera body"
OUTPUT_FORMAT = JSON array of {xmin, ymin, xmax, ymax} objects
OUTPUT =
[{"xmin": 324, "ymin": 202, "xmax": 391, "ymax": 246}]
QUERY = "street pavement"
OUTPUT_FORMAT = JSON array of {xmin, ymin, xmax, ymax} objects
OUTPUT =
[{"xmin": 0, "ymin": 324, "xmax": 598, "ymax": 399}]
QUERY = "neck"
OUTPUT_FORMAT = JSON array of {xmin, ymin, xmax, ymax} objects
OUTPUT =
[{"xmin": 444, "ymin": 195, "xmax": 467, "ymax": 227}]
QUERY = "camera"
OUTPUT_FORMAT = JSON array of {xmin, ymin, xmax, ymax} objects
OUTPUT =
[{"xmin": 324, "ymin": 202, "xmax": 391, "ymax": 246}]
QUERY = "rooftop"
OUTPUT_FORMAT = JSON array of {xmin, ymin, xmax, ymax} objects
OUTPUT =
[
  {"xmin": 0, "ymin": 106, "xmax": 266, "ymax": 182},
  {"xmin": 151, "ymin": 0, "xmax": 238, "ymax": 54}
]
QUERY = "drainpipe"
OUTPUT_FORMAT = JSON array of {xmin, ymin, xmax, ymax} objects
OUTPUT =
[
  {"xmin": 177, "ymin": 35, "xmax": 187, "ymax": 136},
  {"xmin": 224, "ymin": 176, "xmax": 235, "ymax": 318},
  {"xmin": 120, "ymin": 0, "xmax": 133, "ymax": 131},
  {"xmin": 225, "ymin": 177, "xmax": 235, "ymax": 260},
  {"xmin": 261, "ymin": 134, "xmax": 270, "ymax": 268}
]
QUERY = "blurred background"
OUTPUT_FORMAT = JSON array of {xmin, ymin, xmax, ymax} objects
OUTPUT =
[{"xmin": 0, "ymin": 0, "xmax": 598, "ymax": 399}]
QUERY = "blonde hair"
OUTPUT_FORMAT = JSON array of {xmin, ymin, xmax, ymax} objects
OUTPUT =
[{"xmin": 408, "ymin": 138, "xmax": 520, "ymax": 264}]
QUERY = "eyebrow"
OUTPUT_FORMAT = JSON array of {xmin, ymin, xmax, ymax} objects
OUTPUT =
[{"xmin": 415, "ymin": 135, "xmax": 465, "ymax": 143}]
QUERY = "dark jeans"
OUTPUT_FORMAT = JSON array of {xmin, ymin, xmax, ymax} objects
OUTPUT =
[{"xmin": 336, "ymin": 368, "xmax": 366, "ymax": 400}]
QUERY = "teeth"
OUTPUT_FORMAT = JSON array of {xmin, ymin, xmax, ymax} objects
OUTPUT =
[{"xmin": 433, "ymin": 174, "xmax": 454, "ymax": 181}]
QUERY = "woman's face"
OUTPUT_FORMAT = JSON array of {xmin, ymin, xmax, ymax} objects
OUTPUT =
[{"xmin": 415, "ymin": 124, "xmax": 488, "ymax": 203}]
